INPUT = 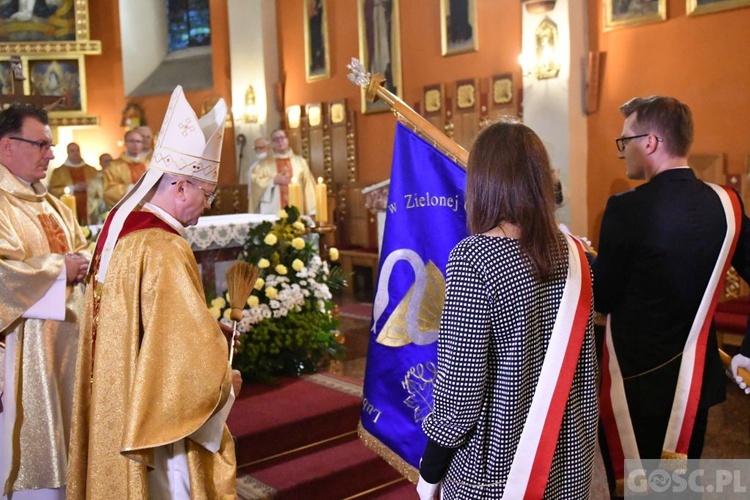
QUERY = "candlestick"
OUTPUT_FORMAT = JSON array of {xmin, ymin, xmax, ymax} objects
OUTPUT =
[
  {"xmin": 288, "ymin": 180, "xmax": 303, "ymax": 211},
  {"xmin": 60, "ymin": 187, "xmax": 77, "ymax": 220},
  {"xmin": 314, "ymin": 177, "xmax": 328, "ymax": 224}
]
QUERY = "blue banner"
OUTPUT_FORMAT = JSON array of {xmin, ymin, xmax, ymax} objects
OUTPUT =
[{"xmin": 360, "ymin": 122, "xmax": 468, "ymax": 474}]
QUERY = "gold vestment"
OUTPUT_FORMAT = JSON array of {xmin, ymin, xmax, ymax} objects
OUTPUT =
[
  {"xmin": 249, "ymin": 153, "xmax": 316, "ymax": 214},
  {"xmin": 102, "ymin": 154, "xmax": 147, "ymax": 208},
  {"xmin": 68, "ymin": 218, "xmax": 236, "ymax": 499},
  {"xmin": 0, "ymin": 163, "xmax": 87, "ymax": 495}
]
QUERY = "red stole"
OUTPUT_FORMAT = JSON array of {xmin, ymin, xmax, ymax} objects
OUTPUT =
[
  {"xmin": 37, "ymin": 213, "xmax": 70, "ymax": 254},
  {"xmin": 600, "ymin": 184, "xmax": 741, "ymax": 496},
  {"xmin": 69, "ymin": 167, "xmax": 88, "ymax": 225},
  {"xmin": 128, "ymin": 162, "xmax": 147, "ymax": 184},
  {"xmin": 276, "ymin": 158, "xmax": 292, "ymax": 208}
]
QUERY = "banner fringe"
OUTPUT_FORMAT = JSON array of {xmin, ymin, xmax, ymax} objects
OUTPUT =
[{"xmin": 358, "ymin": 421, "xmax": 420, "ymax": 484}]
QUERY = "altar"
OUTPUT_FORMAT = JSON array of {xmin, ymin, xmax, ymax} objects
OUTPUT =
[{"xmin": 186, "ymin": 213, "xmax": 277, "ymax": 296}]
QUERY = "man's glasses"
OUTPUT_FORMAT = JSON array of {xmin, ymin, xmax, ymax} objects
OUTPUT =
[
  {"xmin": 271, "ymin": 135, "xmax": 287, "ymax": 142},
  {"xmin": 172, "ymin": 180, "xmax": 217, "ymax": 206},
  {"xmin": 8, "ymin": 136, "xmax": 55, "ymax": 152},
  {"xmin": 615, "ymin": 133, "xmax": 662, "ymax": 152}
]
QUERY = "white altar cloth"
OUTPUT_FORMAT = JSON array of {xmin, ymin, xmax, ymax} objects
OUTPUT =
[{"xmin": 185, "ymin": 213, "xmax": 277, "ymax": 251}]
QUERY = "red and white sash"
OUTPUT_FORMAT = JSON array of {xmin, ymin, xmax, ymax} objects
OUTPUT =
[
  {"xmin": 503, "ymin": 234, "xmax": 592, "ymax": 499},
  {"xmin": 600, "ymin": 184, "xmax": 741, "ymax": 494}
]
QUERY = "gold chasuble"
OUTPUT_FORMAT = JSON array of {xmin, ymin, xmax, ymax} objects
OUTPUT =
[
  {"xmin": 0, "ymin": 164, "xmax": 87, "ymax": 495},
  {"xmin": 102, "ymin": 154, "xmax": 147, "ymax": 209},
  {"xmin": 68, "ymin": 210, "xmax": 236, "ymax": 499},
  {"xmin": 248, "ymin": 153, "xmax": 316, "ymax": 214}
]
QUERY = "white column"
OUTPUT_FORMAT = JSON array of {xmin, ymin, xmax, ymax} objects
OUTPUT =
[{"xmin": 521, "ymin": 0, "xmax": 589, "ymax": 238}]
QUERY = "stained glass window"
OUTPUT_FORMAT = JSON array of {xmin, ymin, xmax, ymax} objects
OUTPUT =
[{"xmin": 167, "ymin": 0, "xmax": 211, "ymax": 53}]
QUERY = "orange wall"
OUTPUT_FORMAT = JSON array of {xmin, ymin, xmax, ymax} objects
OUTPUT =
[
  {"xmin": 73, "ymin": 0, "xmax": 126, "ymax": 163},
  {"xmin": 587, "ymin": 1, "xmax": 750, "ymax": 244},
  {"xmin": 81, "ymin": 0, "xmax": 236, "ymax": 184},
  {"xmin": 276, "ymin": 0, "xmax": 522, "ymax": 186}
]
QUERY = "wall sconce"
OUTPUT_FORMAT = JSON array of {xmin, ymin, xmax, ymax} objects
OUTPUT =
[
  {"xmin": 519, "ymin": 16, "xmax": 561, "ymax": 80},
  {"xmin": 522, "ymin": 0, "xmax": 557, "ymax": 14},
  {"xmin": 243, "ymin": 84, "xmax": 259, "ymax": 124},
  {"xmin": 286, "ymin": 105, "xmax": 301, "ymax": 129}
]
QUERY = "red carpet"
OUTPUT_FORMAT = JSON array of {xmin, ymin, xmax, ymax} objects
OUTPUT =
[
  {"xmin": 338, "ymin": 302, "xmax": 373, "ymax": 321},
  {"xmin": 229, "ymin": 374, "xmax": 407, "ymax": 499}
]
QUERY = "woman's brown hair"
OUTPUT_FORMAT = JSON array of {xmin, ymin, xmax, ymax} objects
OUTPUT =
[{"xmin": 466, "ymin": 118, "xmax": 563, "ymax": 279}]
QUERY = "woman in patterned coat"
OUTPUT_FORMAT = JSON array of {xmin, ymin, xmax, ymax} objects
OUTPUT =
[{"xmin": 417, "ymin": 119, "xmax": 598, "ymax": 499}]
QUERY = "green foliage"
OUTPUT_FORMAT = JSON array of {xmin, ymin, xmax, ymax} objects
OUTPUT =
[{"xmin": 208, "ymin": 206, "xmax": 346, "ymax": 382}]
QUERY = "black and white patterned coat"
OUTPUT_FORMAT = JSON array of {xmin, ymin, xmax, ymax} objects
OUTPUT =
[{"xmin": 422, "ymin": 234, "xmax": 598, "ymax": 499}]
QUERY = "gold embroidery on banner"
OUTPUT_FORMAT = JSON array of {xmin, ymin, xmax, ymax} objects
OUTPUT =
[
  {"xmin": 376, "ymin": 261, "xmax": 445, "ymax": 347},
  {"xmin": 37, "ymin": 213, "xmax": 69, "ymax": 254}
]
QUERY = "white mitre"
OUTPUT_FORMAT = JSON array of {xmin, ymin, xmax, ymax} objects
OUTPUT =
[{"xmin": 95, "ymin": 85, "xmax": 227, "ymax": 283}]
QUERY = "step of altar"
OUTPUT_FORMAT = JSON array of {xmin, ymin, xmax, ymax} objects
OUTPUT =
[
  {"xmin": 229, "ymin": 374, "xmax": 407, "ymax": 499},
  {"xmin": 238, "ymin": 434, "xmax": 402, "ymax": 499}
]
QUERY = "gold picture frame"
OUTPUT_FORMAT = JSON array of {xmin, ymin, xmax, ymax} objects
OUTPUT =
[
  {"xmin": 357, "ymin": 0, "xmax": 402, "ymax": 114},
  {"xmin": 604, "ymin": 0, "xmax": 666, "ymax": 31},
  {"xmin": 440, "ymin": 0, "xmax": 478, "ymax": 56},
  {"xmin": 304, "ymin": 0, "xmax": 330, "ymax": 82},
  {"xmin": 687, "ymin": 0, "xmax": 750, "ymax": 15},
  {"xmin": 0, "ymin": 0, "xmax": 101, "ymax": 54}
]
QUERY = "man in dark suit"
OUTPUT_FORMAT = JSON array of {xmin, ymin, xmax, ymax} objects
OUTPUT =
[{"xmin": 594, "ymin": 96, "xmax": 750, "ymax": 497}]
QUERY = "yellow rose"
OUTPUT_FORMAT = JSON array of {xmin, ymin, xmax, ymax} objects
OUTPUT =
[
  {"xmin": 277, "ymin": 209, "xmax": 289, "ymax": 219},
  {"xmin": 87, "ymin": 241, "xmax": 96, "ymax": 253},
  {"xmin": 81, "ymin": 226, "xmax": 91, "ymax": 238},
  {"xmin": 254, "ymin": 277, "xmax": 265, "ymax": 290},
  {"xmin": 292, "ymin": 259, "xmax": 304, "ymax": 271},
  {"xmin": 293, "ymin": 221, "xmax": 306, "ymax": 231},
  {"xmin": 222, "ymin": 308, "xmax": 233, "ymax": 320},
  {"xmin": 275, "ymin": 264, "xmax": 288, "ymax": 275},
  {"xmin": 211, "ymin": 297, "xmax": 227, "ymax": 308},
  {"xmin": 209, "ymin": 306, "xmax": 221, "ymax": 319},
  {"xmin": 329, "ymin": 247, "xmax": 339, "ymax": 261},
  {"xmin": 247, "ymin": 295, "xmax": 260, "ymax": 307},
  {"xmin": 265, "ymin": 287, "xmax": 278, "ymax": 299},
  {"xmin": 258, "ymin": 258, "xmax": 270, "ymax": 269},
  {"xmin": 291, "ymin": 237, "xmax": 305, "ymax": 250},
  {"xmin": 264, "ymin": 233, "xmax": 278, "ymax": 245}
]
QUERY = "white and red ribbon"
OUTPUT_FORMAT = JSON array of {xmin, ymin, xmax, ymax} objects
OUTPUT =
[
  {"xmin": 601, "ymin": 184, "xmax": 741, "ymax": 488},
  {"xmin": 504, "ymin": 235, "xmax": 592, "ymax": 499}
]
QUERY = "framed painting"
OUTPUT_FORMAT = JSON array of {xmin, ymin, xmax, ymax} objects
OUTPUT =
[
  {"xmin": 0, "ymin": 59, "xmax": 11, "ymax": 95},
  {"xmin": 604, "ymin": 0, "xmax": 666, "ymax": 31},
  {"xmin": 304, "ymin": 0, "xmax": 330, "ymax": 82},
  {"xmin": 357, "ymin": 0, "xmax": 402, "ymax": 114},
  {"xmin": 440, "ymin": 0, "xmax": 477, "ymax": 56},
  {"xmin": 0, "ymin": 0, "xmax": 101, "ymax": 54},
  {"xmin": 26, "ymin": 55, "xmax": 87, "ymax": 116},
  {"xmin": 687, "ymin": 0, "xmax": 750, "ymax": 15}
]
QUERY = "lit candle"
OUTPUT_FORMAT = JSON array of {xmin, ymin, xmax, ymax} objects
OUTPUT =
[
  {"xmin": 288, "ymin": 180, "xmax": 303, "ymax": 211},
  {"xmin": 60, "ymin": 186, "xmax": 77, "ymax": 220},
  {"xmin": 314, "ymin": 177, "xmax": 328, "ymax": 224}
]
